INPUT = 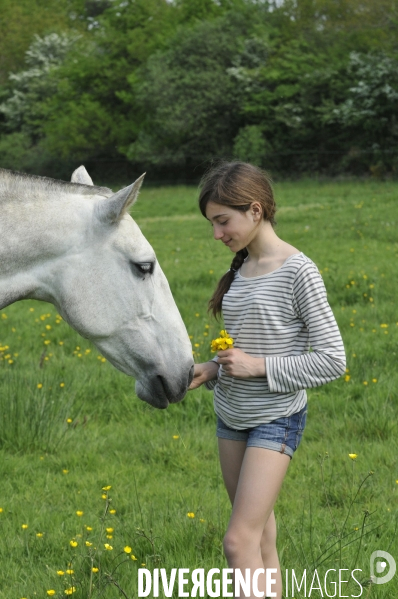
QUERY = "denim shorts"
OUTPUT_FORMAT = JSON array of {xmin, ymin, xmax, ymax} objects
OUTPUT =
[{"xmin": 216, "ymin": 405, "xmax": 307, "ymax": 458}]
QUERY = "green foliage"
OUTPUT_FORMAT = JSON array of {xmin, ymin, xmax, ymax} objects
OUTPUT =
[{"xmin": 1, "ymin": 0, "xmax": 398, "ymax": 177}]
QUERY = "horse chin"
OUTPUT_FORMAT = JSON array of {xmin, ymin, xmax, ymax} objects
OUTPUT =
[{"xmin": 135, "ymin": 380, "xmax": 170, "ymax": 409}]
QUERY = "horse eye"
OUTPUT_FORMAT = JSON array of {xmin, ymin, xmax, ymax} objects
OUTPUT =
[{"xmin": 134, "ymin": 262, "xmax": 154, "ymax": 275}]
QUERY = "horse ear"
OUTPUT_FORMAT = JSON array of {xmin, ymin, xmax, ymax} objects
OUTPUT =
[
  {"xmin": 95, "ymin": 173, "xmax": 146, "ymax": 224},
  {"xmin": 71, "ymin": 166, "xmax": 94, "ymax": 186}
]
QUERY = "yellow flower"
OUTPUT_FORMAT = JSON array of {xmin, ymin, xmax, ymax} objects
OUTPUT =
[
  {"xmin": 65, "ymin": 587, "xmax": 76, "ymax": 595},
  {"xmin": 199, "ymin": 519, "xmax": 206, "ymax": 523},
  {"xmin": 349, "ymin": 454, "xmax": 358, "ymax": 460},
  {"xmin": 131, "ymin": 555, "xmax": 137, "ymax": 560},
  {"xmin": 70, "ymin": 540, "xmax": 78, "ymax": 548},
  {"xmin": 109, "ymin": 509, "xmax": 116, "ymax": 515},
  {"xmin": 172, "ymin": 435, "xmax": 179, "ymax": 439},
  {"xmin": 22, "ymin": 524, "xmax": 28, "ymax": 529},
  {"xmin": 57, "ymin": 570, "xmax": 65, "ymax": 576},
  {"xmin": 76, "ymin": 510, "xmax": 83, "ymax": 517},
  {"xmin": 0, "ymin": 508, "xmax": 3, "ymax": 513},
  {"xmin": 85, "ymin": 526, "xmax": 93, "ymax": 531},
  {"xmin": 211, "ymin": 330, "xmax": 234, "ymax": 352},
  {"xmin": 187, "ymin": 512, "xmax": 195, "ymax": 518},
  {"xmin": 92, "ymin": 567, "xmax": 99, "ymax": 573},
  {"xmin": 47, "ymin": 591, "xmax": 56, "ymax": 596},
  {"xmin": 37, "ymin": 383, "xmax": 43, "ymax": 389},
  {"xmin": 36, "ymin": 532, "xmax": 44, "ymax": 538},
  {"xmin": 67, "ymin": 418, "xmax": 72, "ymax": 424},
  {"xmin": 101, "ymin": 494, "xmax": 107, "ymax": 500},
  {"xmin": 63, "ymin": 469, "xmax": 69, "ymax": 474},
  {"xmin": 85, "ymin": 541, "xmax": 93, "ymax": 547},
  {"xmin": 372, "ymin": 378, "xmax": 377, "ymax": 383},
  {"xmin": 104, "ymin": 543, "xmax": 113, "ymax": 550},
  {"xmin": 124, "ymin": 546, "xmax": 132, "ymax": 554},
  {"xmin": 60, "ymin": 382, "xmax": 65, "ymax": 388},
  {"xmin": 106, "ymin": 527, "xmax": 114, "ymax": 533},
  {"xmin": 106, "ymin": 534, "xmax": 113, "ymax": 539},
  {"xmin": 344, "ymin": 375, "xmax": 351, "ymax": 382},
  {"xmin": 66, "ymin": 569, "xmax": 74, "ymax": 575},
  {"xmin": 102, "ymin": 485, "xmax": 111, "ymax": 491}
]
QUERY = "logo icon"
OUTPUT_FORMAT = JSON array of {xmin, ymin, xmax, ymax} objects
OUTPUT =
[{"xmin": 370, "ymin": 551, "xmax": 396, "ymax": 585}]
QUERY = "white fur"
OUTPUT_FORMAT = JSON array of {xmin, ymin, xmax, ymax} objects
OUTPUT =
[{"xmin": 0, "ymin": 167, "xmax": 194, "ymax": 408}]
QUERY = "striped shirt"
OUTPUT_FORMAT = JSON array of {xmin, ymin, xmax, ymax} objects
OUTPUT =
[{"xmin": 206, "ymin": 252, "xmax": 346, "ymax": 429}]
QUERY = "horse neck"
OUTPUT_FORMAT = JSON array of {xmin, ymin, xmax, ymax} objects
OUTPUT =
[{"xmin": 0, "ymin": 191, "xmax": 96, "ymax": 309}]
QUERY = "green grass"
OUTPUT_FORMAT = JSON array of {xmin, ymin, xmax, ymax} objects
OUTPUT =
[{"xmin": 0, "ymin": 179, "xmax": 397, "ymax": 598}]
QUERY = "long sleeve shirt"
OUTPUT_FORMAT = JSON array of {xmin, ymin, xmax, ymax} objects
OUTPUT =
[{"xmin": 206, "ymin": 252, "xmax": 346, "ymax": 429}]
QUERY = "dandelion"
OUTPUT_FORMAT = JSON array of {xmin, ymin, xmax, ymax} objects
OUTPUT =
[
  {"xmin": 211, "ymin": 330, "xmax": 234, "ymax": 352},
  {"xmin": 102, "ymin": 485, "xmax": 111, "ymax": 491},
  {"xmin": 344, "ymin": 375, "xmax": 351, "ymax": 382},
  {"xmin": 76, "ymin": 511, "xmax": 83, "ymax": 517},
  {"xmin": 37, "ymin": 383, "xmax": 43, "ymax": 389},
  {"xmin": 363, "ymin": 381, "xmax": 368, "ymax": 385},
  {"xmin": 104, "ymin": 543, "xmax": 113, "ymax": 551},
  {"xmin": 0, "ymin": 508, "xmax": 3, "ymax": 513},
  {"xmin": 21, "ymin": 524, "xmax": 28, "ymax": 529},
  {"xmin": 101, "ymin": 494, "xmax": 107, "ymax": 500},
  {"xmin": 47, "ymin": 591, "xmax": 56, "ymax": 597},
  {"xmin": 372, "ymin": 378, "xmax": 377, "ymax": 383},
  {"xmin": 57, "ymin": 571, "xmax": 65, "ymax": 576},
  {"xmin": 187, "ymin": 512, "xmax": 195, "ymax": 518},
  {"xmin": 173, "ymin": 435, "xmax": 179, "ymax": 439},
  {"xmin": 109, "ymin": 509, "xmax": 116, "ymax": 515},
  {"xmin": 92, "ymin": 567, "xmax": 99, "ymax": 573},
  {"xmin": 85, "ymin": 526, "xmax": 93, "ymax": 531},
  {"xmin": 66, "ymin": 569, "xmax": 74, "ymax": 575},
  {"xmin": 70, "ymin": 540, "xmax": 78, "ymax": 548},
  {"xmin": 67, "ymin": 418, "xmax": 73, "ymax": 424},
  {"xmin": 36, "ymin": 532, "xmax": 44, "ymax": 538},
  {"xmin": 60, "ymin": 382, "xmax": 65, "ymax": 388},
  {"xmin": 349, "ymin": 454, "xmax": 358, "ymax": 460},
  {"xmin": 63, "ymin": 469, "xmax": 69, "ymax": 474},
  {"xmin": 85, "ymin": 541, "xmax": 93, "ymax": 547},
  {"xmin": 65, "ymin": 587, "xmax": 76, "ymax": 595},
  {"xmin": 131, "ymin": 555, "xmax": 138, "ymax": 561},
  {"xmin": 106, "ymin": 527, "xmax": 114, "ymax": 533},
  {"xmin": 106, "ymin": 534, "xmax": 113, "ymax": 539},
  {"xmin": 124, "ymin": 546, "xmax": 132, "ymax": 554}
]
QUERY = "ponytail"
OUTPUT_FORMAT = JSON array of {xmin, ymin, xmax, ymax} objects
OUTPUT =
[{"xmin": 208, "ymin": 248, "xmax": 248, "ymax": 318}]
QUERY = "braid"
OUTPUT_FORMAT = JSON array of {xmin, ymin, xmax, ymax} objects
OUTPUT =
[{"xmin": 208, "ymin": 249, "xmax": 248, "ymax": 318}]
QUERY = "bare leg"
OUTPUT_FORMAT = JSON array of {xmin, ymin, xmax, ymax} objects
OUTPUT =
[{"xmin": 218, "ymin": 439, "xmax": 290, "ymax": 599}]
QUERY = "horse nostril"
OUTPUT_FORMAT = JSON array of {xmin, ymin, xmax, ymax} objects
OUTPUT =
[{"xmin": 188, "ymin": 364, "xmax": 194, "ymax": 386}]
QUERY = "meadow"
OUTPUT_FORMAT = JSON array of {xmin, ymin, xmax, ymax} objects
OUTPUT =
[{"xmin": 0, "ymin": 178, "xmax": 397, "ymax": 598}]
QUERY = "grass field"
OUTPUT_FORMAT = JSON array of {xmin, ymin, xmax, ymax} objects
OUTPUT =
[{"xmin": 0, "ymin": 178, "xmax": 397, "ymax": 598}]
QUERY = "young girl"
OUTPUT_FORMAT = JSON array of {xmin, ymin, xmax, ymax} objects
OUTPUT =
[{"xmin": 189, "ymin": 161, "xmax": 346, "ymax": 599}]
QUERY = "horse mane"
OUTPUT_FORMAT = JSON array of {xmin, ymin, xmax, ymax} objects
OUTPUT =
[{"xmin": 0, "ymin": 168, "xmax": 113, "ymax": 199}]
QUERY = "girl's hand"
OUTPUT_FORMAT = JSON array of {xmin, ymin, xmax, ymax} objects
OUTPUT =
[
  {"xmin": 217, "ymin": 348, "xmax": 266, "ymax": 378},
  {"xmin": 188, "ymin": 361, "xmax": 220, "ymax": 390}
]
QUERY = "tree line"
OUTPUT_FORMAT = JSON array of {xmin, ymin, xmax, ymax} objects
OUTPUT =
[{"xmin": 0, "ymin": 0, "xmax": 397, "ymax": 181}]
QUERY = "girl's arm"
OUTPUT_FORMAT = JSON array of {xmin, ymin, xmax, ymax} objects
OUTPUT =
[{"xmin": 265, "ymin": 261, "xmax": 346, "ymax": 392}]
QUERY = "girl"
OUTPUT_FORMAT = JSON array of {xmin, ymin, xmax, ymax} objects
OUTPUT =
[{"xmin": 189, "ymin": 161, "xmax": 346, "ymax": 599}]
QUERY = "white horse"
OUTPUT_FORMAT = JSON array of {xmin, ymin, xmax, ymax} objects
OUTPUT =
[{"xmin": 0, "ymin": 166, "xmax": 194, "ymax": 408}]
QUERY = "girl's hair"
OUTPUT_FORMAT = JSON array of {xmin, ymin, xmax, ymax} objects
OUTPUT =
[{"xmin": 198, "ymin": 161, "xmax": 276, "ymax": 318}]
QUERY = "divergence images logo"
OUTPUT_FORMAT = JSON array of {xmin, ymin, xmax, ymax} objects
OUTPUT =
[{"xmin": 370, "ymin": 551, "xmax": 396, "ymax": 585}]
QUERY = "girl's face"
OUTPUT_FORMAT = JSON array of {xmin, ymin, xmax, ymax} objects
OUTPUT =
[{"xmin": 205, "ymin": 201, "xmax": 262, "ymax": 252}]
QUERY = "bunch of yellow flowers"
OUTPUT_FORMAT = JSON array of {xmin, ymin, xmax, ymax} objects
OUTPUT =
[{"xmin": 211, "ymin": 330, "xmax": 234, "ymax": 352}]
